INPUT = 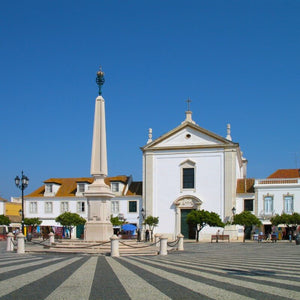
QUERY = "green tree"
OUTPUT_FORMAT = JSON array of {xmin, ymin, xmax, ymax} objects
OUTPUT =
[
  {"xmin": 271, "ymin": 213, "xmax": 300, "ymax": 239},
  {"xmin": 110, "ymin": 215, "xmax": 125, "ymax": 227},
  {"xmin": 55, "ymin": 212, "xmax": 86, "ymax": 239},
  {"xmin": 24, "ymin": 218, "xmax": 42, "ymax": 227},
  {"xmin": 187, "ymin": 210, "xmax": 225, "ymax": 241},
  {"xmin": 290, "ymin": 212, "xmax": 300, "ymax": 225},
  {"xmin": 271, "ymin": 212, "xmax": 300, "ymax": 226},
  {"xmin": 24, "ymin": 217, "xmax": 42, "ymax": 237},
  {"xmin": 232, "ymin": 211, "xmax": 261, "ymax": 242},
  {"xmin": 270, "ymin": 213, "xmax": 291, "ymax": 226},
  {"xmin": 144, "ymin": 216, "xmax": 159, "ymax": 242},
  {"xmin": 0, "ymin": 215, "xmax": 10, "ymax": 226}
]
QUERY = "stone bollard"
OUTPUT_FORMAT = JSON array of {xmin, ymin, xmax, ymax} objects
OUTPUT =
[
  {"xmin": 177, "ymin": 233, "xmax": 184, "ymax": 251},
  {"xmin": 110, "ymin": 235, "xmax": 120, "ymax": 257},
  {"xmin": 159, "ymin": 235, "xmax": 168, "ymax": 256},
  {"xmin": 49, "ymin": 232, "xmax": 55, "ymax": 245},
  {"xmin": 154, "ymin": 233, "xmax": 162, "ymax": 248},
  {"xmin": 6, "ymin": 232, "xmax": 14, "ymax": 252},
  {"xmin": 17, "ymin": 233, "xmax": 25, "ymax": 254}
]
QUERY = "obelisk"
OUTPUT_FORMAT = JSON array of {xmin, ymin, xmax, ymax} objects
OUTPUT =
[{"xmin": 84, "ymin": 67, "xmax": 115, "ymax": 241}]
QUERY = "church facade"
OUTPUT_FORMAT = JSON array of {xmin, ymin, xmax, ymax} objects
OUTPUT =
[{"xmin": 142, "ymin": 110, "xmax": 247, "ymax": 239}]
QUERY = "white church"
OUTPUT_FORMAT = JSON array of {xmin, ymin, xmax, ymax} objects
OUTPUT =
[
  {"xmin": 142, "ymin": 109, "xmax": 247, "ymax": 239},
  {"xmin": 19, "ymin": 69, "xmax": 300, "ymax": 242}
]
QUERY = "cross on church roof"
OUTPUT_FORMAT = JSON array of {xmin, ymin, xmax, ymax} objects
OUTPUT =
[{"xmin": 186, "ymin": 98, "xmax": 192, "ymax": 111}]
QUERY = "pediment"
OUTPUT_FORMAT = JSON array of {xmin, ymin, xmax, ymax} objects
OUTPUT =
[{"xmin": 142, "ymin": 122, "xmax": 237, "ymax": 150}]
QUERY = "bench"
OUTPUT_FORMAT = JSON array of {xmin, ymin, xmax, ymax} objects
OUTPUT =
[
  {"xmin": 211, "ymin": 234, "xmax": 230, "ymax": 243},
  {"xmin": 258, "ymin": 234, "xmax": 278, "ymax": 242},
  {"xmin": 258, "ymin": 234, "xmax": 266, "ymax": 242}
]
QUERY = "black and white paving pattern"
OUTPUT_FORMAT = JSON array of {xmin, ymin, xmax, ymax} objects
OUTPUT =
[{"xmin": 0, "ymin": 241, "xmax": 299, "ymax": 300}]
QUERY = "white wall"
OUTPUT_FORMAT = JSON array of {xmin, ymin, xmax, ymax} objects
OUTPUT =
[
  {"xmin": 0, "ymin": 201, "xmax": 5, "ymax": 215},
  {"xmin": 151, "ymin": 149, "xmax": 224, "ymax": 235},
  {"xmin": 112, "ymin": 196, "xmax": 142, "ymax": 228},
  {"xmin": 25, "ymin": 197, "xmax": 88, "ymax": 226},
  {"xmin": 256, "ymin": 184, "xmax": 300, "ymax": 217}
]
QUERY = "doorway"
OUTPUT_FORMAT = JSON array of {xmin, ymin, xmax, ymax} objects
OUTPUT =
[{"xmin": 181, "ymin": 209, "xmax": 194, "ymax": 239}]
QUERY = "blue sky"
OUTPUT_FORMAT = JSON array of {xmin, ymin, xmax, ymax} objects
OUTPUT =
[{"xmin": 1, "ymin": 1, "xmax": 300, "ymax": 200}]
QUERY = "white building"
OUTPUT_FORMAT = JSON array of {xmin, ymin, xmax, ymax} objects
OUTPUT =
[
  {"xmin": 142, "ymin": 110, "xmax": 247, "ymax": 239},
  {"xmin": 25, "ymin": 175, "xmax": 142, "ymax": 238},
  {"xmin": 0, "ymin": 196, "xmax": 6, "ymax": 215},
  {"xmin": 255, "ymin": 169, "xmax": 300, "ymax": 235}
]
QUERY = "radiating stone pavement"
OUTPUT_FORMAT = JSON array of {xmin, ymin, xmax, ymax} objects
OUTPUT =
[{"xmin": 0, "ymin": 241, "xmax": 300, "ymax": 300}]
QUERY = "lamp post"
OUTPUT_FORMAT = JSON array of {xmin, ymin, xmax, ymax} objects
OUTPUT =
[
  {"xmin": 141, "ymin": 208, "xmax": 146, "ymax": 241},
  {"xmin": 15, "ymin": 171, "xmax": 29, "ymax": 234}
]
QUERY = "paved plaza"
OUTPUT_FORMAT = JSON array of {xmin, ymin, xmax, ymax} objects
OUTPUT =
[{"xmin": 0, "ymin": 241, "xmax": 300, "ymax": 300}]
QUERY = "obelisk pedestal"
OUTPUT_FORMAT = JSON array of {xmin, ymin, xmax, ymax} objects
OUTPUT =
[
  {"xmin": 84, "ymin": 175, "xmax": 114, "ymax": 241},
  {"xmin": 84, "ymin": 68, "xmax": 114, "ymax": 241}
]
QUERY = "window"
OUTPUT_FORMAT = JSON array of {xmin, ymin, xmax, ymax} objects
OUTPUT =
[
  {"xmin": 244, "ymin": 199, "xmax": 253, "ymax": 211},
  {"xmin": 128, "ymin": 201, "xmax": 137, "ymax": 213},
  {"xmin": 78, "ymin": 184, "xmax": 85, "ymax": 193},
  {"xmin": 264, "ymin": 196, "xmax": 273, "ymax": 214},
  {"xmin": 45, "ymin": 184, "xmax": 53, "ymax": 193},
  {"xmin": 111, "ymin": 182, "xmax": 119, "ymax": 192},
  {"xmin": 77, "ymin": 201, "xmax": 85, "ymax": 213},
  {"xmin": 183, "ymin": 168, "xmax": 194, "ymax": 189},
  {"xmin": 111, "ymin": 200, "xmax": 119, "ymax": 214},
  {"xmin": 45, "ymin": 202, "xmax": 53, "ymax": 213},
  {"xmin": 29, "ymin": 202, "xmax": 37, "ymax": 213},
  {"xmin": 60, "ymin": 202, "xmax": 69, "ymax": 213},
  {"xmin": 284, "ymin": 195, "xmax": 293, "ymax": 214}
]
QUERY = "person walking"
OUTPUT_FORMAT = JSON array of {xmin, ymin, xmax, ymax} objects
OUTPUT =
[{"xmin": 145, "ymin": 229, "xmax": 150, "ymax": 242}]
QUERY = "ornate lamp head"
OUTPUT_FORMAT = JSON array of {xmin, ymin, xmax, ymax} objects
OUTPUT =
[{"xmin": 96, "ymin": 66, "xmax": 105, "ymax": 95}]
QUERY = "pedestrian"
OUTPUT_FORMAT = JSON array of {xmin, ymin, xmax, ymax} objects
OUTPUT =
[
  {"xmin": 137, "ymin": 228, "xmax": 141, "ymax": 242},
  {"xmin": 145, "ymin": 229, "xmax": 150, "ymax": 242}
]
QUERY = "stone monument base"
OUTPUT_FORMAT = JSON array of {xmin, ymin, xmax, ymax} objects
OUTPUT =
[
  {"xmin": 84, "ymin": 221, "xmax": 113, "ymax": 242},
  {"xmin": 223, "ymin": 224, "xmax": 244, "ymax": 241}
]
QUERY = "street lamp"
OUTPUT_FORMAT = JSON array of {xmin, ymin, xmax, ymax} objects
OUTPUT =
[
  {"xmin": 232, "ymin": 207, "xmax": 236, "ymax": 216},
  {"xmin": 15, "ymin": 171, "xmax": 29, "ymax": 234},
  {"xmin": 232, "ymin": 207, "xmax": 236, "ymax": 223}
]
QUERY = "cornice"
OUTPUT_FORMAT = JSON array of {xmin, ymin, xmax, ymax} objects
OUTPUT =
[{"xmin": 142, "ymin": 144, "xmax": 239, "ymax": 152}]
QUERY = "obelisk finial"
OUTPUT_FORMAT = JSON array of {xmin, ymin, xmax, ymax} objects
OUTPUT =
[{"xmin": 96, "ymin": 66, "xmax": 105, "ymax": 95}]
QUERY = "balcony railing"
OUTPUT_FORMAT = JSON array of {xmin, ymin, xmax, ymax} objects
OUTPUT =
[{"xmin": 255, "ymin": 178, "xmax": 300, "ymax": 185}]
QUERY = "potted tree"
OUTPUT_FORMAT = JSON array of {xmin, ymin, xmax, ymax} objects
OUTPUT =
[
  {"xmin": 55, "ymin": 212, "xmax": 86, "ymax": 239},
  {"xmin": 0, "ymin": 215, "xmax": 10, "ymax": 240},
  {"xmin": 187, "ymin": 210, "xmax": 224, "ymax": 242},
  {"xmin": 24, "ymin": 217, "xmax": 42, "ymax": 241},
  {"xmin": 232, "ymin": 211, "xmax": 261, "ymax": 242},
  {"xmin": 144, "ymin": 216, "xmax": 159, "ymax": 242}
]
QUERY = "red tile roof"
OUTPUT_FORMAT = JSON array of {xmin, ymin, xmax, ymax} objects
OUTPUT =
[
  {"xmin": 126, "ymin": 182, "xmax": 142, "ymax": 196},
  {"xmin": 267, "ymin": 169, "xmax": 300, "ymax": 179},
  {"xmin": 25, "ymin": 176, "xmax": 142, "ymax": 197},
  {"xmin": 236, "ymin": 178, "xmax": 255, "ymax": 193}
]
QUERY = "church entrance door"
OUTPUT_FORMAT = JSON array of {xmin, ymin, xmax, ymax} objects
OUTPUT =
[{"xmin": 181, "ymin": 209, "xmax": 194, "ymax": 239}]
